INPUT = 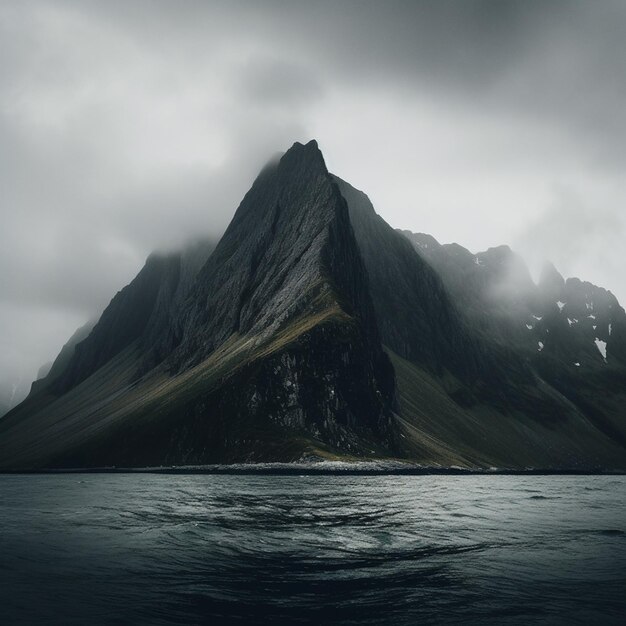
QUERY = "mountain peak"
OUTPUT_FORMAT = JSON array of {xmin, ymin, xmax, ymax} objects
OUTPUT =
[
  {"xmin": 283, "ymin": 139, "xmax": 322, "ymax": 160},
  {"xmin": 279, "ymin": 139, "xmax": 326, "ymax": 173},
  {"xmin": 538, "ymin": 260, "xmax": 565, "ymax": 293},
  {"xmin": 296, "ymin": 139, "xmax": 318, "ymax": 149}
]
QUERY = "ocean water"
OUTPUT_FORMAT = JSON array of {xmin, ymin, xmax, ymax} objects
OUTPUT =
[{"xmin": 1, "ymin": 474, "xmax": 624, "ymax": 625}]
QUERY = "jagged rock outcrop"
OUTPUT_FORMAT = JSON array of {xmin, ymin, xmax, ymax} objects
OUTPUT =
[
  {"xmin": 400, "ymin": 231, "xmax": 540, "ymax": 346},
  {"xmin": 538, "ymin": 260, "xmax": 565, "ymax": 295},
  {"xmin": 401, "ymin": 229, "xmax": 626, "ymax": 370}
]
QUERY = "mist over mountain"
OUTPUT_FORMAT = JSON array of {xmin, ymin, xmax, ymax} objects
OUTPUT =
[
  {"xmin": 0, "ymin": 381, "xmax": 27, "ymax": 420},
  {"xmin": 400, "ymin": 230, "xmax": 626, "ymax": 368},
  {"xmin": 1, "ymin": 141, "xmax": 624, "ymax": 470}
]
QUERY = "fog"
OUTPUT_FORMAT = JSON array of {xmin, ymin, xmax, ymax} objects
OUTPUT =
[{"xmin": 1, "ymin": 0, "xmax": 625, "ymax": 403}]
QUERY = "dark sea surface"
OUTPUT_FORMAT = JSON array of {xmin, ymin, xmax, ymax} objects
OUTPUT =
[{"xmin": 1, "ymin": 474, "xmax": 625, "ymax": 625}]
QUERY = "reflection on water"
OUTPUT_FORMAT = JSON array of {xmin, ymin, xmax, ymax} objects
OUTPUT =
[{"xmin": 1, "ymin": 474, "xmax": 625, "ymax": 625}]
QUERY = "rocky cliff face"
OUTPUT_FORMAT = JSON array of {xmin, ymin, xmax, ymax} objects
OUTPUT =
[
  {"xmin": 336, "ymin": 177, "xmax": 543, "ymax": 415},
  {"xmin": 0, "ymin": 142, "xmax": 397, "ymax": 468},
  {"xmin": 165, "ymin": 144, "xmax": 386, "ymax": 374},
  {"xmin": 334, "ymin": 176, "xmax": 481, "ymax": 381},
  {"xmin": 82, "ymin": 140, "xmax": 399, "ymax": 465}
]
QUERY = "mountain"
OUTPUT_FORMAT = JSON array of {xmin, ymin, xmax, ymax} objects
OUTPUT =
[
  {"xmin": 1, "ymin": 140, "xmax": 625, "ymax": 470},
  {"xmin": 399, "ymin": 232, "xmax": 539, "ymax": 349},
  {"xmin": 399, "ymin": 230, "xmax": 626, "ymax": 461},
  {"xmin": 400, "ymin": 231, "xmax": 626, "ymax": 373},
  {"xmin": 0, "ymin": 142, "xmax": 396, "ymax": 468}
]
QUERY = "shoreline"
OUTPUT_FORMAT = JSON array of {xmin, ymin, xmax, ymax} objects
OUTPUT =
[{"xmin": 2, "ymin": 461, "xmax": 625, "ymax": 476}]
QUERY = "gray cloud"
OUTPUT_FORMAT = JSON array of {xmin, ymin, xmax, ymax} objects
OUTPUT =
[
  {"xmin": 1, "ymin": 0, "xmax": 625, "ymax": 393},
  {"xmin": 237, "ymin": 57, "xmax": 325, "ymax": 107}
]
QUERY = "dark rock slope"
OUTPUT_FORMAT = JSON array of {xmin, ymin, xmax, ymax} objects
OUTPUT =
[
  {"xmin": 333, "ymin": 176, "xmax": 482, "ymax": 382},
  {"xmin": 401, "ymin": 231, "xmax": 626, "ymax": 373},
  {"xmin": 398, "ymin": 229, "xmax": 626, "ymax": 463},
  {"xmin": 56, "ymin": 238, "xmax": 216, "ymax": 393},
  {"xmin": 0, "ymin": 142, "xmax": 397, "ymax": 468},
  {"xmin": 336, "ymin": 177, "xmax": 567, "ymax": 419}
]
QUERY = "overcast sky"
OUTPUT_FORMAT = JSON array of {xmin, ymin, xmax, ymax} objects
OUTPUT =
[{"xmin": 1, "ymin": 0, "xmax": 625, "ymax": 392}]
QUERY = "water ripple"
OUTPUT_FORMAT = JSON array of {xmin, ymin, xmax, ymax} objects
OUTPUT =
[{"xmin": 0, "ymin": 474, "xmax": 625, "ymax": 625}]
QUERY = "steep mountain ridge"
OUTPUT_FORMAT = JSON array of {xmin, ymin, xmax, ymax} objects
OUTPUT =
[
  {"xmin": 333, "ymin": 176, "xmax": 481, "ymax": 382},
  {"xmin": 164, "ymin": 144, "xmax": 385, "ymax": 375},
  {"xmin": 401, "ymin": 231, "xmax": 626, "ymax": 365},
  {"xmin": 335, "ymin": 177, "xmax": 566, "ymax": 412},
  {"xmin": 0, "ymin": 142, "xmax": 397, "ymax": 468}
]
